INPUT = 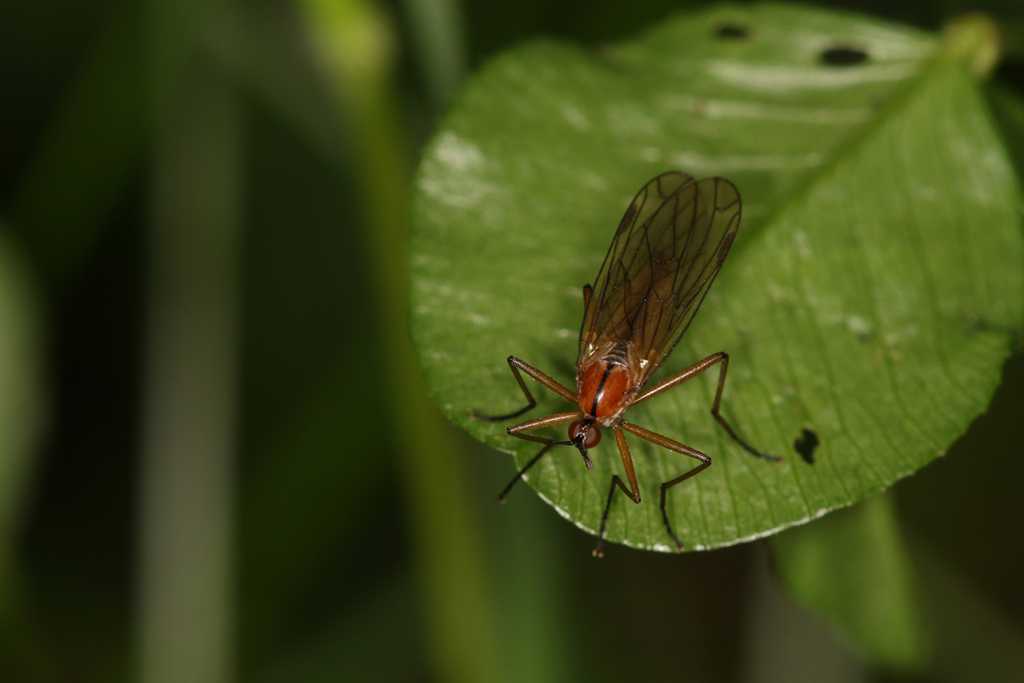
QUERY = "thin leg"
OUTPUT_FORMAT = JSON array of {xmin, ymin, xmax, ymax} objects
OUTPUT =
[
  {"xmin": 659, "ymin": 462, "xmax": 710, "ymax": 551},
  {"xmin": 498, "ymin": 410, "xmax": 581, "ymax": 501},
  {"xmin": 708, "ymin": 354, "xmax": 781, "ymax": 462},
  {"xmin": 633, "ymin": 352, "xmax": 780, "ymax": 462},
  {"xmin": 593, "ymin": 427, "xmax": 642, "ymax": 557},
  {"xmin": 471, "ymin": 355, "xmax": 577, "ymax": 421},
  {"xmin": 622, "ymin": 422, "xmax": 710, "ymax": 551},
  {"xmin": 507, "ymin": 410, "xmax": 582, "ymax": 438},
  {"xmin": 498, "ymin": 443, "xmax": 554, "ymax": 502}
]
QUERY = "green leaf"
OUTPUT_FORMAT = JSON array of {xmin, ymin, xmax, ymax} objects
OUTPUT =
[
  {"xmin": 770, "ymin": 492, "xmax": 927, "ymax": 671},
  {"xmin": 409, "ymin": 4, "xmax": 1024, "ymax": 551}
]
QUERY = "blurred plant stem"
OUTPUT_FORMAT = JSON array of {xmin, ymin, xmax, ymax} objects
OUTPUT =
[
  {"xmin": 136, "ymin": 1, "xmax": 242, "ymax": 681},
  {"xmin": 297, "ymin": 2, "xmax": 499, "ymax": 683},
  {"xmin": 400, "ymin": 0, "xmax": 466, "ymax": 111},
  {"xmin": 942, "ymin": 13, "xmax": 1001, "ymax": 78},
  {"xmin": 0, "ymin": 230, "xmax": 46, "ymax": 679}
]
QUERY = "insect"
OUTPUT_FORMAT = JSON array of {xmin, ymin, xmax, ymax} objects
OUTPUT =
[{"xmin": 471, "ymin": 171, "xmax": 780, "ymax": 556}]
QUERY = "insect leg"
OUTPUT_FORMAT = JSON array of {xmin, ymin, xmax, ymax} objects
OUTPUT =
[
  {"xmin": 621, "ymin": 422, "xmax": 710, "ymax": 551},
  {"xmin": 708, "ymin": 353, "xmax": 781, "ymax": 462},
  {"xmin": 633, "ymin": 352, "xmax": 722, "ymax": 404},
  {"xmin": 594, "ymin": 427, "xmax": 642, "ymax": 558},
  {"xmin": 498, "ymin": 411, "xmax": 581, "ymax": 502},
  {"xmin": 633, "ymin": 352, "xmax": 780, "ymax": 462},
  {"xmin": 471, "ymin": 355, "xmax": 577, "ymax": 421}
]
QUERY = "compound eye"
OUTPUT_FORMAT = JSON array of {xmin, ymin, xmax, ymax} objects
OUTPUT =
[{"xmin": 568, "ymin": 420, "xmax": 602, "ymax": 449}]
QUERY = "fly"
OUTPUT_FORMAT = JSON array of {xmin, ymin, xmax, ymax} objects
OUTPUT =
[{"xmin": 471, "ymin": 171, "xmax": 781, "ymax": 556}]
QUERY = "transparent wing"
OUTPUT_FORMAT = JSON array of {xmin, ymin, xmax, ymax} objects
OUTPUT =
[{"xmin": 578, "ymin": 172, "xmax": 742, "ymax": 385}]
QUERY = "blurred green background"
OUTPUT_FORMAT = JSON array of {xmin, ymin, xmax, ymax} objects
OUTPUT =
[{"xmin": 0, "ymin": 1, "xmax": 1022, "ymax": 682}]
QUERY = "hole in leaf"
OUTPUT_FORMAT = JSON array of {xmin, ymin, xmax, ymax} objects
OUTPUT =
[
  {"xmin": 821, "ymin": 46, "xmax": 868, "ymax": 66},
  {"xmin": 715, "ymin": 23, "xmax": 750, "ymax": 40},
  {"xmin": 793, "ymin": 428, "xmax": 820, "ymax": 464}
]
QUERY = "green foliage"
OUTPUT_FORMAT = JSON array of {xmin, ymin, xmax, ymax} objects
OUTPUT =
[
  {"xmin": 771, "ymin": 492, "xmax": 927, "ymax": 671},
  {"xmin": 4, "ymin": 0, "xmax": 1024, "ymax": 681},
  {"xmin": 410, "ymin": 4, "xmax": 1024, "ymax": 551}
]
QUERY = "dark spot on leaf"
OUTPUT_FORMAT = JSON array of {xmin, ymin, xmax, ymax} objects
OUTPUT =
[
  {"xmin": 716, "ymin": 23, "xmax": 750, "ymax": 40},
  {"xmin": 793, "ymin": 428, "xmax": 820, "ymax": 464},
  {"xmin": 821, "ymin": 46, "xmax": 868, "ymax": 66}
]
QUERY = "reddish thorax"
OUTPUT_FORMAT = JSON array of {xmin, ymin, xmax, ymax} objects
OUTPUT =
[{"xmin": 576, "ymin": 355, "xmax": 639, "ymax": 425}]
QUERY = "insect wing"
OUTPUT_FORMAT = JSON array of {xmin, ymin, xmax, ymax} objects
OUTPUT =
[{"xmin": 578, "ymin": 172, "xmax": 742, "ymax": 384}]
